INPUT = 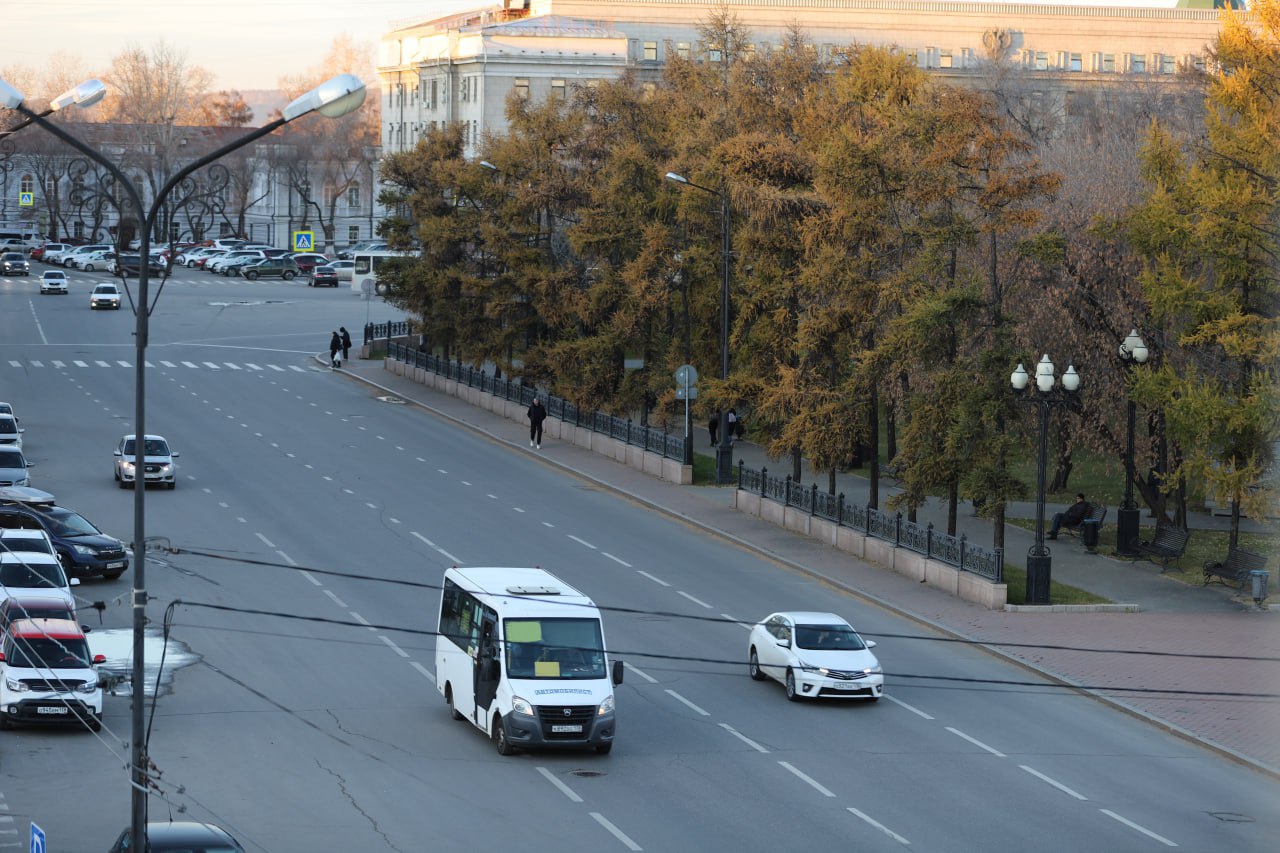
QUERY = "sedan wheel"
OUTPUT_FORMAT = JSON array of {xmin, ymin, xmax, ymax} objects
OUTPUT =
[
  {"xmin": 84, "ymin": 263, "xmax": 95, "ymax": 271},
  {"xmin": 749, "ymin": 648, "xmax": 766, "ymax": 681},
  {"xmin": 245, "ymin": 272, "xmax": 258, "ymax": 280},
  {"xmin": 785, "ymin": 668, "xmax": 802, "ymax": 702},
  {"xmin": 283, "ymin": 271, "xmax": 295, "ymax": 280}
]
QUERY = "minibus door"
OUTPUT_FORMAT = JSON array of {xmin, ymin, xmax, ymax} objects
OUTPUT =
[{"xmin": 474, "ymin": 609, "xmax": 499, "ymax": 714}]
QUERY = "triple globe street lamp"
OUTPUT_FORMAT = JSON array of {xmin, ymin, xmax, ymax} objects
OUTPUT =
[
  {"xmin": 1116, "ymin": 329, "xmax": 1150, "ymax": 556},
  {"xmin": 1, "ymin": 72, "xmax": 366, "ymax": 845}
]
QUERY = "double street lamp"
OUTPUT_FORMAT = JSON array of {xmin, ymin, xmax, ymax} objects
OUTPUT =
[
  {"xmin": 1116, "ymin": 329, "xmax": 1149, "ymax": 556},
  {"xmin": 665, "ymin": 171, "xmax": 733, "ymax": 483},
  {"xmin": 1, "ymin": 72, "xmax": 366, "ymax": 845},
  {"xmin": 1011, "ymin": 354, "xmax": 1080, "ymax": 604}
]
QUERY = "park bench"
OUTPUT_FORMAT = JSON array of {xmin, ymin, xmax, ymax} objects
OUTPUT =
[
  {"xmin": 1203, "ymin": 545, "xmax": 1267, "ymax": 587},
  {"xmin": 1068, "ymin": 504, "xmax": 1107, "ymax": 554},
  {"xmin": 1135, "ymin": 524, "xmax": 1191, "ymax": 570}
]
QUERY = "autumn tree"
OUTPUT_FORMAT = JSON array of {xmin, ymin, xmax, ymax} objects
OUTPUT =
[{"xmin": 196, "ymin": 91, "xmax": 253, "ymax": 127}]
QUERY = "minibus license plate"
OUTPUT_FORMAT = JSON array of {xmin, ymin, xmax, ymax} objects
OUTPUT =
[
  {"xmin": 37, "ymin": 706, "xmax": 67, "ymax": 715},
  {"xmin": 551, "ymin": 724, "xmax": 582, "ymax": 733}
]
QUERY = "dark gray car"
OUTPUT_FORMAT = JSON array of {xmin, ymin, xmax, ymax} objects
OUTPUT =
[{"xmin": 241, "ymin": 257, "xmax": 300, "ymax": 280}]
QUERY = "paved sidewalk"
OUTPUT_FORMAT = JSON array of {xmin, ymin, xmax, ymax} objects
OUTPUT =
[{"xmin": 333, "ymin": 355, "xmax": 1280, "ymax": 777}]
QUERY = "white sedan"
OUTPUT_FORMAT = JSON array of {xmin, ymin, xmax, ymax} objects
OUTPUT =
[
  {"xmin": 747, "ymin": 611, "xmax": 883, "ymax": 701},
  {"xmin": 39, "ymin": 270, "xmax": 69, "ymax": 294}
]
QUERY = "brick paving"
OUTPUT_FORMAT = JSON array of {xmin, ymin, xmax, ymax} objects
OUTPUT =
[{"xmin": 337, "ymin": 355, "xmax": 1280, "ymax": 777}]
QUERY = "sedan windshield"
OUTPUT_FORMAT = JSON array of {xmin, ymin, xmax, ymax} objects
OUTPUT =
[
  {"xmin": 4, "ymin": 636, "xmax": 90, "ymax": 669},
  {"xmin": 0, "ymin": 561, "xmax": 65, "ymax": 589},
  {"xmin": 794, "ymin": 624, "xmax": 867, "ymax": 651},
  {"xmin": 123, "ymin": 439, "xmax": 170, "ymax": 456},
  {"xmin": 504, "ymin": 618, "xmax": 606, "ymax": 680}
]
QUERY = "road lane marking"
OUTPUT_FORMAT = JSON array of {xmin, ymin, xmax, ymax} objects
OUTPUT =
[
  {"xmin": 847, "ymin": 807, "xmax": 911, "ymax": 845},
  {"xmin": 884, "ymin": 695, "xmax": 933, "ymax": 720},
  {"xmin": 778, "ymin": 761, "xmax": 836, "ymax": 797},
  {"xmin": 568, "ymin": 535, "xmax": 597, "ymax": 550},
  {"xmin": 202, "ymin": 361, "xmax": 220, "ymax": 369},
  {"xmin": 590, "ymin": 813, "xmax": 642, "ymax": 851},
  {"xmin": 1019, "ymin": 765, "xmax": 1087, "ymax": 800},
  {"xmin": 410, "ymin": 531, "xmax": 463, "ymax": 564},
  {"xmin": 946, "ymin": 727, "xmax": 1005, "ymax": 758},
  {"xmin": 721, "ymin": 613, "xmax": 753, "ymax": 630},
  {"xmin": 1099, "ymin": 810, "xmax": 1177, "ymax": 846},
  {"xmin": 289, "ymin": 365, "xmax": 305, "ymax": 372},
  {"xmin": 182, "ymin": 361, "xmax": 198, "ymax": 368},
  {"xmin": 29, "ymin": 360, "xmax": 42, "ymax": 368},
  {"xmin": 224, "ymin": 362, "xmax": 241, "ymax": 370},
  {"xmin": 541, "ymin": 521, "xmax": 554, "ymax": 528},
  {"xmin": 623, "ymin": 662, "xmax": 657, "ymax": 683},
  {"xmin": 718, "ymin": 723, "xmax": 768, "ymax": 753},
  {"xmin": 269, "ymin": 364, "xmax": 284, "ymax": 371},
  {"xmin": 323, "ymin": 589, "xmax": 348, "ymax": 608},
  {"xmin": 535, "ymin": 767, "xmax": 583, "ymax": 803},
  {"xmin": 116, "ymin": 360, "xmax": 131, "ymax": 367},
  {"xmin": 52, "ymin": 360, "xmax": 65, "ymax": 368},
  {"xmin": 664, "ymin": 690, "xmax": 709, "ymax": 716},
  {"xmin": 95, "ymin": 360, "xmax": 110, "ymax": 367},
  {"xmin": 513, "ymin": 507, "xmax": 526, "ymax": 513},
  {"xmin": 602, "ymin": 552, "xmax": 631, "ymax": 566},
  {"xmin": 636, "ymin": 570, "xmax": 670, "ymax": 587},
  {"xmin": 275, "ymin": 551, "xmax": 297, "ymax": 566},
  {"xmin": 350, "ymin": 612, "xmax": 374, "ymax": 630},
  {"xmin": 487, "ymin": 493, "xmax": 498, "ymax": 500},
  {"xmin": 255, "ymin": 533, "xmax": 276, "ymax": 548},
  {"xmin": 410, "ymin": 661, "xmax": 435, "ymax": 683},
  {"xmin": 378, "ymin": 636, "xmax": 409, "ymax": 657},
  {"xmin": 299, "ymin": 571, "xmax": 323, "ymax": 587},
  {"xmin": 245, "ymin": 363, "xmax": 261, "ymax": 370},
  {"xmin": 676, "ymin": 590, "xmax": 712, "ymax": 609}
]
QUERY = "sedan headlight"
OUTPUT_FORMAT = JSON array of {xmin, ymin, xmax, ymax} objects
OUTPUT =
[
  {"xmin": 75, "ymin": 678, "xmax": 98, "ymax": 694},
  {"xmin": 5, "ymin": 678, "xmax": 28, "ymax": 693},
  {"xmin": 511, "ymin": 695, "xmax": 535, "ymax": 717},
  {"xmin": 157, "ymin": 463, "xmax": 172, "ymax": 472},
  {"xmin": 72, "ymin": 543, "xmax": 97, "ymax": 556},
  {"xmin": 797, "ymin": 661, "xmax": 828, "ymax": 674},
  {"xmin": 864, "ymin": 665, "xmax": 883, "ymax": 675},
  {"xmin": 120, "ymin": 460, "xmax": 135, "ymax": 471},
  {"xmin": 597, "ymin": 694, "xmax": 614, "ymax": 716}
]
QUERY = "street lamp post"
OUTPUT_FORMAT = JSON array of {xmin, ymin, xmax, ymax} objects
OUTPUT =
[
  {"xmin": 665, "ymin": 171, "xmax": 733, "ymax": 483},
  {"xmin": 1116, "ymin": 329, "xmax": 1149, "ymax": 556},
  {"xmin": 1011, "ymin": 354, "xmax": 1080, "ymax": 604},
  {"xmin": 2, "ymin": 73, "xmax": 366, "ymax": 846}
]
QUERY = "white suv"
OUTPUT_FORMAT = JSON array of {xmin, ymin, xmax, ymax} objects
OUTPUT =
[
  {"xmin": 0, "ymin": 552, "xmax": 79, "ymax": 607},
  {"xmin": 0, "ymin": 618, "xmax": 104, "ymax": 731},
  {"xmin": 59, "ymin": 244, "xmax": 111, "ymax": 267}
]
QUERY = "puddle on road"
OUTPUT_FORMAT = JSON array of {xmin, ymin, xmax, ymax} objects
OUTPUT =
[{"xmin": 87, "ymin": 628, "xmax": 200, "ymax": 697}]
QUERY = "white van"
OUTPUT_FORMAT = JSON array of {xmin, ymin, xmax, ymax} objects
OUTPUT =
[
  {"xmin": 436, "ymin": 566, "xmax": 622, "ymax": 755},
  {"xmin": 0, "ymin": 229, "xmax": 45, "ymax": 254}
]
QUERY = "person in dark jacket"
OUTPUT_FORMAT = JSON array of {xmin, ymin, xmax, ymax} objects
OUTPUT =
[
  {"xmin": 328, "ymin": 331, "xmax": 341, "ymax": 368},
  {"xmin": 339, "ymin": 327, "xmax": 352, "ymax": 361},
  {"xmin": 708, "ymin": 411, "xmax": 720, "ymax": 447},
  {"xmin": 527, "ymin": 398, "xmax": 547, "ymax": 449},
  {"xmin": 1048, "ymin": 493, "xmax": 1089, "ymax": 539}
]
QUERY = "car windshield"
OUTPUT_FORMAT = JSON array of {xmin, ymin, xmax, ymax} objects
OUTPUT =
[
  {"xmin": 1, "ymin": 536, "xmax": 51, "ymax": 553},
  {"xmin": 503, "ymin": 618, "xmax": 606, "ymax": 680},
  {"xmin": 794, "ymin": 624, "xmax": 867, "ymax": 651},
  {"xmin": 3, "ymin": 253, "xmax": 22, "ymax": 261},
  {"xmin": 0, "ymin": 420, "xmax": 16, "ymax": 435},
  {"xmin": 44, "ymin": 272, "xmax": 65, "ymax": 279},
  {"xmin": 4, "ymin": 636, "xmax": 89, "ymax": 669},
  {"xmin": 42, "ymin": 508, "xmax": 101, "ymax": 537},
  {"xmin": 6, "ymin": 603, "xmax": 73, "ymax": 623},
  {"xmin": 0, "ymin": 451, "xmax": 25, "ymax": 468},
  {"xmin": 0, "ymin": 561, "xmax": 65, "ymax": 589},
  {"xmin": 122, "ymin": 439, "xmax": 170, "ymax": 456},
  {"xmin": 93, "ymin": 285, "xmax": 117, "ymax": 294}
]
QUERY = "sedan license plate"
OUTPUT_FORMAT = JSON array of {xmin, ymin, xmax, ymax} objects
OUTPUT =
[
  {"xmin": 106, "ymin": 562, "xmax": 125, "ymax": 569},
  {"xmin": 833, "ymin": 682, "xmax": 860, "ymax": 690},
  {"xmin": 551, "ymin": 724, "xmax": 583, "ymax": 733},
  {"xmin": 37, "ymin": 706, "xmax": 68, "ymax": 715}
]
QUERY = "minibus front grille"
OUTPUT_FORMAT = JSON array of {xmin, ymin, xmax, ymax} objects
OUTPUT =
[{"xmin": 536, "ymin": 704, "xmax": 596, "ymax": 738}]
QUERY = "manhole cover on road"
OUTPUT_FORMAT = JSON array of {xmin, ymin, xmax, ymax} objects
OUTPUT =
[
  {"xmin": 569, "ymin": 769, "xmax": 605, "ymax": 778},
  {"xmin": 375, "ymin": 395, "xmax": 406, "ymax": 404},
  {"xmin": 1207, "ymin": 812, "xmax": 1254, "ymax": 823}
]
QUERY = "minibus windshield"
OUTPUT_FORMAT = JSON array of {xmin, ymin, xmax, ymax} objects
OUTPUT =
[{"xmin": 504, "ymin": 618, "xmax": 606, "ymax": 680}]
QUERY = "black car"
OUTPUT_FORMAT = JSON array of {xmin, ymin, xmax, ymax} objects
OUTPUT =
[
  {"xmin": 114, "ymin": 253, "xmax": 166, "ymax": 276},
  {"xmin": 309, "ymin": 265, "xmax": 340, "ymax": 287},
  {"xmin": 241, "ymin": 257, "xmax": 299, "ymax": 280},
  {"xmin": 1, "ymin": 252, "xmax": 30, "ymax": 275},
  {"xmin": 0, "ymin": 488, "xmax": 128, "ymax": 580},
  {"xmin": 108, "ymin": 821, "xmax": 246, "ymax": 852}
]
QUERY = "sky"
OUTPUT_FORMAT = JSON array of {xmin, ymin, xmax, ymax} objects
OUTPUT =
[
  {"xmin": 2, "ymin": 0, "xmax": 480, "ymax": 92},
  {"xmin": 3, "ymin": 0, "xmax": 1190, "ymax": 94}
]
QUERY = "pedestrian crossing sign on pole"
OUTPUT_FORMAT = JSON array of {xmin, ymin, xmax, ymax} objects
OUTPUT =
[
  {"xmin": 19, "ymin": 192, "xmax": 33, "ymax": 207},
  {"xmin": 293, "ymin": 231, "xmax": 314, "ymax": 252}
]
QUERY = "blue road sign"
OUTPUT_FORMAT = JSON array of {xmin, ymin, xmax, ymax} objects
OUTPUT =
[
  {"xmin": 30, "ymin": 822, "xmax": 45, "ymax": 853},
  {"xmin": 293, "ymin": 231, "xmax": 314, "ymax": 252},
  {"xmin": 19, "ymin": 192, "xmax": 33, "ymax": 207}
]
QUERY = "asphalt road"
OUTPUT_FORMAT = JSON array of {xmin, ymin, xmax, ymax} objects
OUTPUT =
[{"xmin": 1, "ymin": 267, "xmax": 1276, "ymax": 852}]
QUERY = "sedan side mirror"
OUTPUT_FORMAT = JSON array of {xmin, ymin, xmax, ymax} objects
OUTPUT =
[
  {"xmin": 866, "ymin": 640, "xmax": 877, "ymax": 649},
  {"xmin": 113, "ymin": 451, "xmax": 122, "ymax": 457},
  {"xmin": 612, "ymin": 659, "xmax": 624, "ymax": 686},
  {"xmin": 70, "ymin": 578, "xmax": 81, "ymax": 586},
  {"xmin": 171, "ymin": 451, "xmax": 180, "ymax": 458}
]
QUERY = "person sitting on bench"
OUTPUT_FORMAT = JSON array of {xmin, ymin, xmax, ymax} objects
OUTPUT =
[{"xmin": 1048, "ymin": 493, "xmax": 1090, "ymax": 540}]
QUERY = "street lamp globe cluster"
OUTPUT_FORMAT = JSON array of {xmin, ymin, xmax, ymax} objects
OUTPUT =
[
  {"xmin": 1011, "ymin": 354, "xmax": 1080, "ymax": 604},
  {"xmin": 1, "ymin": 71, "xmax": 366, "ymax": 846},
  {"xmin": 1116, "ymin": 329, "xmax": 1149, "ymax": 556}
]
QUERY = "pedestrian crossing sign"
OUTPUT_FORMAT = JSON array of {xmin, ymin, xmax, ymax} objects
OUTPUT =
[
  {"xmin": 19, "ymin": 192, "xmax": 33, "ymax": 207},
  {"xmin": 293, "ymin": 231, "xmax": 314, "ymax": 252}
]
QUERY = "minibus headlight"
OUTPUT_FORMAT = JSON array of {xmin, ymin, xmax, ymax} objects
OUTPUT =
[
  {"xmin": 511, "ymin": 695, "xmax": 535, "ymax": 717},
  {"xmin": 597, "ymin": 694, "xmax": 614, "ymax": 716}
]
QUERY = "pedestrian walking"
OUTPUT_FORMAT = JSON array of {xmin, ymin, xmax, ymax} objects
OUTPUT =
[
  {"xmin": 527, "ymin": 397, "xmax": 547, "ymax": 449},
  {"xmin": 726, "ymin": 408, "xmax": 738, "ymax": 446},
  {"xmin": 708, "ymin": 411, "xmax": 720, "ymax": 447},
  {"xmin": 339, "ymin": 326, "xmax": 352, "ymax": 362},
  {"xmin": 328, "ymin": 331, "xmax": 342, "ymax": 368}
]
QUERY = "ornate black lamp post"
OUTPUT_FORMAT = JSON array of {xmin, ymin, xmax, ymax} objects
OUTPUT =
[
  {"xmin": 1011, "ymin": 354, "xmax": 1080, "ymax": 604},
  {"xmin": 1116, "ymin": 329, "xmax": 1149, "ymax": 556}
]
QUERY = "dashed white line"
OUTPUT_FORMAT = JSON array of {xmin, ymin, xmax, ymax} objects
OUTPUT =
[
  {"xmin": 73, "ymin": 360, "xmax": 88, "ymax": 367},
  {"xmin": 535, "ymin": 767, "xmax": 583, "ymax": 803},
  {"xmin": 1099, "ymin": 810, "xmax": 1177, "ymax": 846},
  {"xmin": 323, "ymin": 589, "xmax": 348, "ymax": 608},
  {"xmin": 460, "ymin": 480, "xmax": 472, "ymax": 486},
  {"xmin": 275, "ymin": 551, "xmax": 297, "ymax": 566},
  {"xmin": 513, "ymin": 507, "xmax": 526, "ymax": 513},
  {"xmin": 541, "ymin": 521, "xmax": 554, "ymax": 528},
  {"xmin": 946, "ymin": 727, "xmax": 1005, "ymax": 758},
  {"xmin": 225, "ymin": 363, "xmax": 241, "ymax": 370},
  {"xmin": 718, "ymin": 723, "xmax": 768, "ymax": 753},
  {"xmin": 664, "ymin": 689, "xmax": 710, "ymax": 716},
  {"xmin": 778, "ymin": 761, "xmax": 836, "ymax": 797},
  {"xmin": 349, "ymin": 612, "xmax": 374, "ymax": 629},
  {"xmin": 884, "ymin": 695, "xmax": 933, "ymax": 720},
  {"xmin": 218, "ymin": 502, "xmax": 230, "ymax": 509},
  {"xmin": 116, "ymin": 360, "xmax": 131, "ymax": 367},
  {"xmin": 389, "ymin": 518, "xmax": 401, "ymax": 525},
  {"xmin": 410, "ymin": 661, "xmax": 435, "ymax": 683},
  {"xmin": 1019, "ymin": 765, "xmax": 1087, "ymax": 800},
  {"xmin": 95, "ymin": 360, "xmax": 110, "ymax": 367},
  {"xmin": 269, "ymin": 364, "xmax": 284, "ymax": 371},
  {"xmin": 636, "ymin": 570, "xmax": 670, "ymax": 587},
  {"xmin": 255, "ymin": 533, "xmax": 276, "ymax": 548},
  {"xmin": 365, "ymin": 502, "xmax": 378, "ymax": 509},
  {"xmin": 568, "ymin": 535, "xmax": 597, "ymax": 550},
  {"xmin": 52, "ymin": 360, "xmax": 65, "ymax": 368},
  {"xmin": 721, "ymin": 613, "xmax": 753, "ymax": 630},
  {"xmin": 847, "ymin": 807, "xmax": 911, "ymax": 845},
  {"xmin": 677, "ymin": 590, "xmax": 712, "ymax": 609},
  {"xmin": 487, "ymin": 493, "xmax": 498, "ymax": 500},
  {"xmin": 299, "ymin": 571, "xmax": 323, "ymax": 587},
  {"xmin": 202, "ymin": 361, "xmax": 220, "ymax": 369},
  {"xmin": 602, "ymin": 552, "xmax": 631, "ymax": 567},
  {"xmin": 182, "ymin": 361, "xmax": 198, "ymax": 368},
  {"xmin": 410, "ymin": 531, "xmax": 462, "ymax": 564},
  {"xmin": 378, "ymin": 636, "xmax": 409, "ymax": 658},
  {"xmin": 623, "ymin": 661, "xmax": 657, "ymax": 683},
  {"xmin": 590, "ymin": 813, "xmax": 642, "ymax": 851}
]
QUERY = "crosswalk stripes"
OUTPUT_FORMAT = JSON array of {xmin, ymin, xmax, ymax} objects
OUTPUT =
[{"xmin": 3, "ymin": 358, "xmax": 316, "ymax": 373}]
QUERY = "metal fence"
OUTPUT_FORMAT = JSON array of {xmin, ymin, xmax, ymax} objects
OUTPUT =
[
  {"xmin": 738, "ymin": 464, "xmax": 1004, "ymax": 582},
  {"xmin": 364, "ymin": 321, "xmax": 411, "ymax": 345},
  {"xmin": 385, "ymin": 341, "xmax": 688, "ymax": 463}
]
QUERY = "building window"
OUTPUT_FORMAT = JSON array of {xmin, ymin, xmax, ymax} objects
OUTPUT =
[
  {"xmin": 348, "ymin": 226, "xmax": 360, "ymax": 244},
  {"xmin": 939, "ymin": 50, "xmax": 953, "ymax": 69},
  {"xmin": 551, "ymin": 79, "xmax": 566, "ymax": 100},
  {"xmin": 460, "ymin": 78, "xmax": 470, "ymax": 102},
  {"xmin": 1069, "ymin": 53, "xmax": 1082, "ymax": 72},
  {"xmin": 347, "ymin": 184, "xmax": 360, "ymax": 210},
  {"xmin": 19, "ymin": 174, "xmax": 33, "ymax": 195},
  {"xmin": 676, "ymin": 42, "xmax": 690, "ymax": 60},
  {"xmin": 1161, "ymin": 54, "xmax": 1176, "ymax": 74},
  {"xmin": 643, "ymin": 40, "xmax": 657, "ymax": 61},
  {"xmin": 707, "ymin": 42, "xmax": 722, "ymax": 63},
  {"xmin": 74, "ymin": 221, "xmax": 84, "ymax": 239},
  {"xmin": 1101, "ymin": 53, "xmax": 1115, "ymax": 73},
  {"xmin": 429, "ymin": 79, "xmax": 438, "ymax": 110},
  {"xmin": 1034, "ymin": 52, "xmax": 1048, "ymax": 71},
  {"xmin": 514, "ymin": 78, "xmax": 530, "ymax": 100},
  {"xmin": 1130, "ymin": 54, "xmax": 1146, "ymax": 73},
  {"xmin": 904, "ymin": 49, "xmax": 919, "ymax": 66}
]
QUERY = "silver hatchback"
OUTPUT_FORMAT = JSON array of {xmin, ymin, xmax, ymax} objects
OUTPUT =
[{"xmin": 114, "ymin": 434, "xmax": 179, "ymax": 489}]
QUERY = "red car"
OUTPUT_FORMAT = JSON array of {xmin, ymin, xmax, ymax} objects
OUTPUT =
[{"xmin": 288, "ymin": 252, "xmax": 330, "ymax": 273}]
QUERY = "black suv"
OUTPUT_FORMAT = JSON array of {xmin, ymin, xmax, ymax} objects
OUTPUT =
[
  {"xmin": 241, "ymin": 257, "xmax": 300, "ymax": 280},
  {"xmin": 1, "ymin": 253, "xmax": 30, "ymax": 275},
  {"xmin": 0, "ymin": 488, "xmax": 128, "ymax": 580}
]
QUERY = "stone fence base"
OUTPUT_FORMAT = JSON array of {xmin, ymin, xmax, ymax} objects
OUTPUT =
[
  {"xmin": 734, "ymin": 489, "xmax": 1008, "ymax": 610},
  {"xmin": 385, "ymin": 357, "xmax": 692, "ymax": 485}
]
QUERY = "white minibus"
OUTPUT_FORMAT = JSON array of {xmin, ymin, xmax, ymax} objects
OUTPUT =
[
  {"xmin": 436, "ymin": 566, "xmax": 622, "ymax": 755},
  {"xmin": 351, "ymin": 249, "xmax": 411, "ymax": 296}
]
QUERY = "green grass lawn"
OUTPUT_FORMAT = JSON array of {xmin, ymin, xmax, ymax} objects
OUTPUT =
[{"xmin": 1000, "ymin": 562, "xmax": 1111, "ymax": 605}]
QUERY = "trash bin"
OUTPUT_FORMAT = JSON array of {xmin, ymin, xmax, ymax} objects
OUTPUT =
[
  {"xmin": 1081, "ymin": 519, "xmax": 1100, "ymax": 553},
  {"xmin": 1249, "ymin": 570, "xmax": 1270, "ymax": 606}
]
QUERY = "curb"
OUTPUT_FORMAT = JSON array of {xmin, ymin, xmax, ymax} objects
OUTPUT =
[{"xmin": 331, "ymin": 358, "xmax": 1280, "ymax": 782}]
